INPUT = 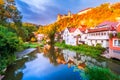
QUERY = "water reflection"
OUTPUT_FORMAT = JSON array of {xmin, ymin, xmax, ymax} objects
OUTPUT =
[
  {"xmin": 43, "ymin": 45, "xmax": 66, "ymax": 66},
  {"xmin": 62, "ymin": 50, "xmax": 106, "ymax": 68},
  {"xmin": 43, "ymin": 46, "xmax": 120, "ymax": 74},
  {"xmin": 2, "ymin": 46, "xmax": 120, "ymax": 80}
]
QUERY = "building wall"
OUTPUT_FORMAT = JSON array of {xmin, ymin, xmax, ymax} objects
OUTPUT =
[
  {"xmin": 87, "ymin": 31, "xmax": 110, "ymax": 40},
  {"xmin": 108, "ymin": 24, "xmax": 120, "ymax": 60},
  {"xmin": 109, "ymin": 38, "xmax": 120, "ymax": 60},
  {"xmin": 86, "ymin": 31, "xmax": 110, "ymax": 48},
  {"xmin": 63, "ymin": 28, "xmax": 85, "ymax": 46},
  {"xmin": 77, "ymin": 8, "xmax": 91, "ymax": 15},
  {"xmin": 109, "ymin": 48, "xmax": 120, "ymax": 60},
  {"xmin": 109, "ymin": 38, "xmax": 120, "ymax": 51},
  {"xmin": 63, "ymin": 28, "xmax": 77, "ymax": 45}
]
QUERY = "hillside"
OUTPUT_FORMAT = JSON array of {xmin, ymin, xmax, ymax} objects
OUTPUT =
[
  {"xmin": 56, "ymin": 3, "xmax": 120, "ymax": 31},
  {"xmin": 38, "ymin": 2, "xmax": 120, "ymax": 34}
]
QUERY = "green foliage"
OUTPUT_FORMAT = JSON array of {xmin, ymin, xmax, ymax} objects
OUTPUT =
[
  {"xmin": 0, "ymin": 25, "xmax": 23, "ymax": 74},
  {"xmin": 23, "ymin": 25, "xmax": 37, "ymax": 41},
  {"xmin": 96, "ymin": 43, "xmax": 102, "ymax": 47},
  {"xmin": 117, "ymin": 32, "xmax": 120, "ymax": 39},
  {"xmin": 55, "ymin": 42, "xmax": 105, "ymax": 57},
  {"xmin": 0, "ymin": 54, "xmax": 16, "ymax": 74},
  {"xmin": 85, "ymin": 66, "xmax": 120, "ymax": 80},
  {"xmin": 109, "ymin": 33, "xmax": 114, "ymax": 39},
  {"xmin": 62, "ymin": 40, "xmax": 65, "ymax": 44},
  {"xmin": 0, "ymin": 25, "xmax": 23, "ymax": 54}
]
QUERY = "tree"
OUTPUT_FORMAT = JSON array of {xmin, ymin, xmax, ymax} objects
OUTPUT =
[
  {"xmin": 0, "ymin": 25, "xmax": 23, "ymax": 55},
  {"xmin": 38, "ymin": 23, "xmax": 59, "ymax": 46},
  {"xmin": 22, "ymin": 23, "xmax": 37, "ymax": 41},
  {"xmin": 0, "ymin": 0, "xmax": 22, "ymax": 26}
]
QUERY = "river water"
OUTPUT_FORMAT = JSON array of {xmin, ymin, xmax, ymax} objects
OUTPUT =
[{"xmin": 2, "ymin": 47, "xmax": 120, "ymax": 80}]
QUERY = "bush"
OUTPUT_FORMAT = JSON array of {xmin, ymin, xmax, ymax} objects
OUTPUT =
[
  {"xmin": 109, "ymin": 33, "xmax": 113, "ymax": 39},
  {"xmin": 117, "ymin": 32, "xmax": 120, "ymax": 39},
  {"xmin": 0, "ymin": 25, "xmax": 23, "ymax": 54},
  {"xmin": 0, "ymin": 25, "xmax": 23, "ymax": 74},
  {"xmin": 55, "ymin": 42, "xmax": 105, "ymax": 57},
  {"xmin": 85, "ymin": 66, "xmax": 120, "ymax": 80}
]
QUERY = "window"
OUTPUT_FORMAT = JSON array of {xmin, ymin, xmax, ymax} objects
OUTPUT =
[
  {"xmin": 101, "ymin": 40, "xmax": 103, "ymax": 42},
  {"xmin": 101, "ymin": 32, "xmax": 103, "ymax": 36},
  {"xmin": 98, "ymin": 32, "xmax": 100, "ymax": 36},
  {"xmin": 104, "ymin": 32, "xmax": 106, "ymax": 35},
  {"xmin": 113, "ymin": 39, "xmax": 120, "ymax": 47},
  {"xmin": 96, "ymin": 33, "xmax": 97, "ymax": 36}
]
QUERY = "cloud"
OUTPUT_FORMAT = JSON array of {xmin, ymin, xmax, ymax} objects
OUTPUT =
[
  {"xmin": 20, "ymin": 0, "xmax": 53, "ymax": 13},
  {"xmin": 15, "ymin": 0, "xmax": 120, "ymax": 25},
  {"xmin": 16, "ymin": 0, "xmax": 61, "ymax": 25}
]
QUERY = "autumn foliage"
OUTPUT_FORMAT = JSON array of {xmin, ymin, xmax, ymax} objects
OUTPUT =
[
  {"xmin": 56, "ymin": 3, "xmax": 120, "ymax": 31},
  {"xmin": 37, "ymin": 2, "xmax": 120, "ymax": 36}
]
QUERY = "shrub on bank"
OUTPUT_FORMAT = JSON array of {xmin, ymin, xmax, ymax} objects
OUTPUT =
[
  {"xmin": 55, "ymin": 42, "xmax": 105, "ymax": 57},
  {"xmin": 85, "ymin": 66, "xmax": 120, "ymax": 80},
  {"xmin": 0, "ymin": 25, "xmax": 23, "ymax": 74}
]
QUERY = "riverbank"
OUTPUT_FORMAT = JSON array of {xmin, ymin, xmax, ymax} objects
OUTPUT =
[
  {"xmin": 0, "ymin": 47, "xmax": 37, "ymax": 80},
  {"xmin": 0, "ymin": 75, "xmax": 4, "ymax": 80},
  {"xmin": 55, "ymin": 42, "xmax": 105, "ymax": 58},
  {"xmin": 23, "ymin": 42, "xmax": 43, "ymax": 48}
]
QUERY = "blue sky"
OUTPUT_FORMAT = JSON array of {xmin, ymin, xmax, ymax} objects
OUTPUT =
[{"xmin": 15, "ymin": 0, "xmax": 120, "ymax": 25}]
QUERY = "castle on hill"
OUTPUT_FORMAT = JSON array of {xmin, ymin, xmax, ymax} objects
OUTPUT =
[{"xmin": 57, "ymin": 8, "xmax": 92, "ymax": 21}]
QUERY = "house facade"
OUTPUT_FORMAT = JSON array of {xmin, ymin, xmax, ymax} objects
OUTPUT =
[
  {"xmin": 36, "ymin": 34, "xmax": 44, "ymax": 42},
  {"xmin": 86, "ymin": 21, "xmax": 118, "ymax": 48},
  {"xmin": 109, "ymin": 23, "xmax": 120, "ymax": 60},
  {"xmin": 63, "ymin": 27, "xmax": 78, "ymax": 45},
  {"xmin": 63, "ymin": 26, "xmax": 86, "ymax": 46}
]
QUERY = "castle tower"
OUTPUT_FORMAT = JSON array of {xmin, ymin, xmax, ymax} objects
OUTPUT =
[
  {"xmin": 57, "ymin": 14, "xmax": 61, "ymax": 21},
  {"xmin": 68, "ymin": 11, "xmax": 71, "ymax": 17}
]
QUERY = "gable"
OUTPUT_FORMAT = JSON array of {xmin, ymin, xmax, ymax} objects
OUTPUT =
[
  {"xmin": 63, "ymin": 28, "xmax": 69, "ymax": 34},
  {"xmin": 68, "ymin": 27, "xmax": 77, "ymax": 33},
  {"xmin": 74, "ymin": 28, "xmax": 83, "ymax": 35},
  {"xmin": 117, "ymin": 23, "xmax": 120, "ymax": 32}
]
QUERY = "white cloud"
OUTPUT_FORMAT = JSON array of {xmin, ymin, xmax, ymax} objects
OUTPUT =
[{"xmin": 20, "ymin": 0, "xmax": 54, "ymax": 13}]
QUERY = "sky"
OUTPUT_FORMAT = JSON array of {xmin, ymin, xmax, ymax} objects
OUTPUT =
[{"xmin": 15, "ymin": 0, "xmax": 120, "ymax": 25}]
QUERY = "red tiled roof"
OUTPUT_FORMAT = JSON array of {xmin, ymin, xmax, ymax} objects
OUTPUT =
[
  {"xmin": 87, "ymin": 21, "xmax": 118, "ymax": 33},
  {"xmin": 78, "ymin": 25, "xmax": 87, "ymax": 32},
  {"xmin": 68, "ymin": 27, "xmax": 77, "ymax": 33},
  {"xmin": 97, "ymin": 21, "xmax": 118, "ymax": 28},
  {"xmin": 88, "ymin": 27, "xmax": 116, "ymax": 33}
]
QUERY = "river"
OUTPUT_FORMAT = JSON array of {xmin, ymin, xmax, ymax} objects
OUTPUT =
[{"xmin": 2, "ymin": 47, "xmax": 120, "ymax": 80}]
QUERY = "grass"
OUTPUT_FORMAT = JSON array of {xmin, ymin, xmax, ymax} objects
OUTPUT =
[
  {"xmin": 23, "ymin": 42, "xmax": 43, "ymax": 48},
  {"xmin": 55, "ymin": 42, "xmax": 106, "ymax": 57}
]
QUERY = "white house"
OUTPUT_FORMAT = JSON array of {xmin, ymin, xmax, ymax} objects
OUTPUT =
[
  {"xmin": 36, "ymin": 34, "xmax": 44, "ymax": 42},
  {"xmin": 63, "ymin": 26, "xmax": 86, "ymax": 46},
  {"xmin": 85, "ymin": 21, "xmax": 118, "ymax": 48}
]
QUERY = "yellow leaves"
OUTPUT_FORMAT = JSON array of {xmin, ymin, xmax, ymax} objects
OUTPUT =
[
  {"xmin": 7, "ymin": 0, "xmax": 14, "ymax": 2},
  {"xmin": 9, "ymin": 5, "xmax": 16, "ymax": 10},
  {"xmin": 31, "ymin": 37, "xmax": 36, "ymax": 42},
  {"xmin": 0, "ymin": 0, "xmax": 4, "ymax": 5},
  {"xmin": 4, "ymin": 11, "xmax": 11, "ymax": 18},
  {"xmin": 38, "ymin": 2, "xmax": 120, "ymax": 34},
  {"xmin": 22, "ymin": 22, "xmax": 36, "ymax": 27}
]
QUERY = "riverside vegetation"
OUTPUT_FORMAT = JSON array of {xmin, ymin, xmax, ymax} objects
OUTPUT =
[
  {"xmin": 55, "ymin": 42, "xmax": 106, "ymax": 57},
  {"xmin": 55, "ymin": 42, "xmax": 120, "ymax": 80}
]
